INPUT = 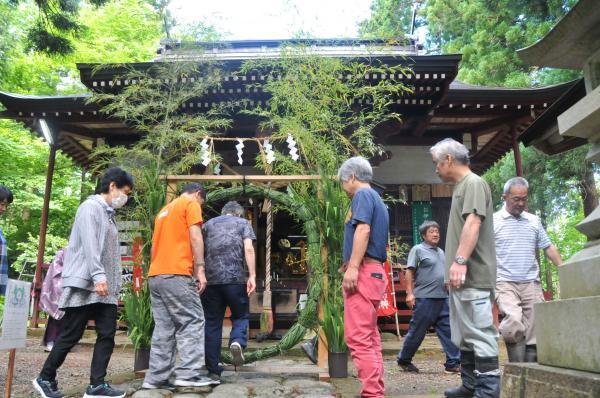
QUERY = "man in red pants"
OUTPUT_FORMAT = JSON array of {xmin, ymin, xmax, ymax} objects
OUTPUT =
[{"xmin": 338, "ymin": 156, "xmax": 389, "ymax": 398}]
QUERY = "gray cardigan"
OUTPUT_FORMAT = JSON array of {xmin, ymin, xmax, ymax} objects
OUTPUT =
[{"xmin": 62, "ymin": 195, "xmax": 119, "ymax": 291}]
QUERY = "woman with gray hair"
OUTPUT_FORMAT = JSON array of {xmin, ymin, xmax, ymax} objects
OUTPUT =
[{"xmin": 338, "ymin": 156, "xmax": 389, "ymax": 398}]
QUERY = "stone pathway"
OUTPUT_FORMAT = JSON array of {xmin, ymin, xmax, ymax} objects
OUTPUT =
[
  {"xmin": 4, "ymin": 331, "xmax": 509, "ymax": 397},
  {"xmin": 119, "ymin": 372, "xmax": 337, "ymax": 398}
]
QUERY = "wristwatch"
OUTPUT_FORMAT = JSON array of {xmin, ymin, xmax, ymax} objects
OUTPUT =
[{"xmin": 454, "ymin": 256, "xmax": 467, "ymax": 265}]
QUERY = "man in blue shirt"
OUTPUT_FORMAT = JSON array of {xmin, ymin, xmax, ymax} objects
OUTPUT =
[
  {"xmin": 0, "ymin": 184, "xmax": 13, "ymax": 297},
  {"xmin": 396, "ymin": 220, "xmax": 460, "ymax": 373},
  {"xmin": 338, "ymin": 156, "xmax": 389, "ymax": 398}
]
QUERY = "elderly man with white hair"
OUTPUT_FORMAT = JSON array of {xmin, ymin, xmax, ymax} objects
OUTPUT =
[
  {"xmin": 338, "ymin": 156, "xmax": 389, "ymax": 398},
  {"xmin": 494, "ymin": 177, "xmax": 562, "ymax": 364},
  {"xmin": 430, "ymin": 138, "xmax": 500, "ymax": 398}
]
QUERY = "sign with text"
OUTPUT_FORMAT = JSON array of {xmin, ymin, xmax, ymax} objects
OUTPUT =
[{"xmin": 0, "ymin": 279, "xmax": 31, "ymax": 350}]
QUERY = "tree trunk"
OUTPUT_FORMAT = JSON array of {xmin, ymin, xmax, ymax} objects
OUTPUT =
[{"xmin": 579, "ymin": 162, "xmax": 598, "ymax": 217}]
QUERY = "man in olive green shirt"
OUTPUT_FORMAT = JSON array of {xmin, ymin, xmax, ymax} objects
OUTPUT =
[{"xmin": 430, "ymin": 138, "xmax": 499, "ymax": 398}]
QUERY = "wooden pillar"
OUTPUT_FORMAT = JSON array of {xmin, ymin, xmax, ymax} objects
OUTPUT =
[
  {"xmin": 511, "ymin": 124, "xmax": 524, "ymax": 177},
  {"xmin": 4, "ymin": 349, "xmax": 16, "ymax": 398},
  {"xmin": 31, "ymin": 144, "xmax": 57, "ymax": 328}
]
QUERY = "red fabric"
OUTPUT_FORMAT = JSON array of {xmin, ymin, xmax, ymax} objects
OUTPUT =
[
  {"xmin": 377, "ymin": 259, "xmax": 397, "ymax": 317},
  {"xmin": 132, "ymin": 237, "xmax": 143, "ymax": 294},
  {"xmin": 344, "ymin": 262, "xmax": 387, "ymax": 398}
]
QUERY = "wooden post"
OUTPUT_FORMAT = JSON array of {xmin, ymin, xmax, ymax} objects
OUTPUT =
[
  {"xmin": 317, "ymin": 243, "xmax": 329, "ymax": 380},
  {"xmin": 4, "ymin": 349, "xmax": 16, "ymax": 398},
  {"xmin": 512, "ymin": 124, "xmax": 524, "ymax": 177},
  {"xmin": 471, "ymin": 134, "xmax": 478, "ymax": 153},
  {"xmin": 31, "ymin": 144, "xmax": 57, "ymax": 328},
  {"xmin": 165, "ymin": 181, "xmax": 177, "ymax": 203}
]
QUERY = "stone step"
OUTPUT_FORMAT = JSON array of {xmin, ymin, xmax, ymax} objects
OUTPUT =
[{"xmin": 502, "ymin": 362, "xmax": 600, "ymax": 398}]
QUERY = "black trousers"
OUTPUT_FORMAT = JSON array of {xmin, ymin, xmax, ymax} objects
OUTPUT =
[{"xmin": 40, "ymin": 303, "xmax": 117, "ymax": 385}]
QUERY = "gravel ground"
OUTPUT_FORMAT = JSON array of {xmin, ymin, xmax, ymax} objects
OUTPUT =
[
  {"xmin": 2, "ymin": 332, "xmax": 507, "ymax": 397},
  {"xmin": 0, "ymin": 335, "xmax": 135, "ymax": 398}
]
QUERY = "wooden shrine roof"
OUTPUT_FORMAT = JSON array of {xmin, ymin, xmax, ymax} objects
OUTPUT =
[{"xmin": 0, "ymin": 39, "xmax": 579, "ymax": 173}]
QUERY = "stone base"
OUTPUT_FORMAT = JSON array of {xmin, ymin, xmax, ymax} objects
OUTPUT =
[
  {"xmin": 536, "ymin": 296, "xmax": 600, "ymax": 373},
  {"xmin": 502, "ymin": 363, "xmax": 600, "ymax": 398},
  {"xmin": 558, "ymin": 241, "xmax": 600, "ymax": 299}
]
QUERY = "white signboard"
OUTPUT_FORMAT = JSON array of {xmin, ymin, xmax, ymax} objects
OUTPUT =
[{"xmin": 0, "ymin": 279, "xmax": 32, "ymax": 350}]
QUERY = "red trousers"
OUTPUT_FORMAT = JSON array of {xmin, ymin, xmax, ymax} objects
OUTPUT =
[{"xmin": 344, "ymin": 261, "xmax": 387, "ymax": 398}]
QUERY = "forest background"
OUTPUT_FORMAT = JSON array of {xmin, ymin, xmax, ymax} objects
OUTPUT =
[{"xmin": 0, "ymin": 0, "xmax": 597, "ymax": 295}]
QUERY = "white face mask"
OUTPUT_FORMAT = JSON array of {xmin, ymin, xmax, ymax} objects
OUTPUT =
[{"xmin": 111, "ymin": 190, "xmax": 128, "ymax": 209}]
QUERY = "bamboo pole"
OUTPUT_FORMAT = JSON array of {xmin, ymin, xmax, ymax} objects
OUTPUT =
[{"xmin": 317, "ymin": 244, "xmax": 329, "ymax": 373}]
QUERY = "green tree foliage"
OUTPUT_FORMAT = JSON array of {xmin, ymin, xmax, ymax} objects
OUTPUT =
[
  {"xmin": 0, "ymin": 0, "xmax": 164, "ymax": 269},
  {"xmin": 15, "ymin": 233, "xmax": 68, "ymax": 271},
  {"xmin": 0, "ymin": 0, "xmax": 163, "ymax": 95},
  {"xmin": 358, "ymin": 0, "xmax": 415, "ymax": 41},
  {"xmin": 0, "ymin": 120, "xmax": 88, "ymax": 267},
  {"xmin": 423, "ymin": 0, "xmax": 581, "ymax": 87},
  {"xmin": 360, "ymin": 0, "xmax": 581, "ymax": 87},
  {"xmin": 4, "ymin": 0, "xmax": 111, "ymax": 55},
  {"xmin": 71, "ymin": 0, "xmax": 164, "ymax": 63}
]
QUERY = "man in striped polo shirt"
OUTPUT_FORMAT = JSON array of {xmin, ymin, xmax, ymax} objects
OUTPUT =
[{"xmin": 494, "ymin": 177, "xmax": 563, "ymax": 363}]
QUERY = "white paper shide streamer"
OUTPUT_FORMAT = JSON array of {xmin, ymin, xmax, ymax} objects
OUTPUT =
[
  {"xmin": 200, "ymin": 138, "xmax": 211, "ymax": 166},
  {"xmin": 263, "ymin": 139, "xmax": 275, "ymax": 164},
  {"xmin": 236, "ymin": 139, "xmax": 245, "ymax": 165},
  {"xmin": 213, "ymin": 163, "xmax": 221, "ymax": 175},
  {"xmin": 286, "ymin": 134, "xmax": 299, "ymax": 161}
]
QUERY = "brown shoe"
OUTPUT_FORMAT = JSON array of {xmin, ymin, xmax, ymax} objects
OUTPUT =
[{"xmin": 444, "ymin": 366, "xmax": 461, "ymax": 374}]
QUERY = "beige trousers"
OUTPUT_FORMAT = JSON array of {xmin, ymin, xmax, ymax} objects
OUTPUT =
[{"xmin": 495, "ymin": 281, "xmax": 544, "ymax": 345}]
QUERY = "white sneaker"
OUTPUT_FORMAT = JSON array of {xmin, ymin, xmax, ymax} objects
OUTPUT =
[
  {"xmin": 173, "ymin": 376, "xmax": 214, "ymax": 387},
  {"xmin": 230, "ymin": 342, "xmax": 244, "ymax": 367},
  {"xmin": 141, "ymin": 381, "xmax": 175, "ymax": 390}
]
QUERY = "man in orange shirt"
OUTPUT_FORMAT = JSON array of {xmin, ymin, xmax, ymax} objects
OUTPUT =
[{"xmin": 142, "ymin": 183, "xmax": 217, "ymax": 389}]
